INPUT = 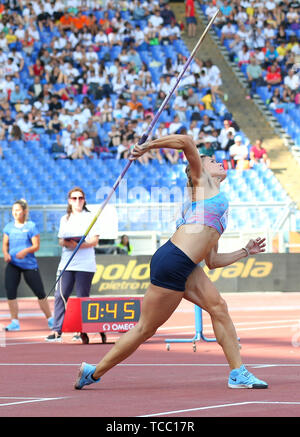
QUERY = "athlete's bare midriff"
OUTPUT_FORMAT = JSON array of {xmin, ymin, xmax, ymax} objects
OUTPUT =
[{"xmin": 171, "ymin": 224, "xmax": 220, "ymax": 264}]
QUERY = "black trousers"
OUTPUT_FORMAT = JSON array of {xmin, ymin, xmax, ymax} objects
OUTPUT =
[{"xmin": 5, "ymin": 262, "xmax": 46, "ymax": 300}]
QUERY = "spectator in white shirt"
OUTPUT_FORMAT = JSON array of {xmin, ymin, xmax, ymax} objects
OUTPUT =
[
  {"xmin": 85, "ymin": 46, "xmax": 98, "ymax": 63},
  {"xmin": 63, "ymin": 132, "xmax": 77, "ymax": 158},
  {"xmin": 108, "ymin": 29, "xmax": 122, "ymax": 47},
  {"xmin": 77, "ymin": 131, "xmax": 93, "ymax": 158},
  {"xmin": 206, "ymin": 4, "xmax": 219, "ymax": 20},
  {"xmin": 62, "ymin": 62, "xmax": 80, "ymax": 84},
  {"xmin": 67, "ymin": 30, "xmax": 79, "ymax": 48},
  {"xmin": 16, "ymin": 113, "xmax": 33, "ymax": 134},
  {"xmin": 237, "ymin": 44, "xmax": 251, "ymax": 65},
  {"xmin": 236, "ymin": 23, "xmax": 253, "ymax": 48},
  {"xmin": 262, "ymin": 22, "xmax": 276, "ymax": 41},
  {"xmin": 64, "ymin": 97, "xmax": 78, "ymax": 113},
  {"xmin": 158, "ymin": 75, "xmax": 176, "ymax": 95},
  {"xmin": 19, "ymin": 98, "xmax": 32, "ymax": 114},
  {"xmin": 218, "ymin": 119, "xmax": 236, "ymax": 150},
  {"xmin": 287, "ymin": 7, "xmax": 298, "ymax": 25},
  {"xmin": 253, "ymin": 28, "xmax": 265, "ymax": 50},
  {"xmin": 28, "ymin": 23, "xmax": 40, "ymax": 42},
  {"xmin": 168, "ymin": 114, "xmax": 183, "ymax": 134},
  {"xmin": 8, "ymin": 48, "xmax": 24, "ymax": 71},
  {"xmin": 53, "ymin": 34, "xmax": 68, "ymax": 51},
  {"xmin": 1, "ymin": 75, "xmax": 16, "ymax": 97},
  {"xmin": 142, "ymin": 21, "xmax": 156, "ymax": 44},
  {"xmin": 15, "ymin": 24, "xmax": 25, "ymax": 41},
  {"xmin": 73, "ymin": 45, "xmax": 84, "ymax": 65},
  {"xmin": 265, "ymin": 0, "xmax": 276, "ymax": 10},
  {"xmin": 76, "ymin": 28, "xmax": 91, "ymax": 47},
  {"xmin": 206, "ymin": 59, "xmax": 228, "ymax": 102},
  {"xmin": 148, "ymin": 8, "xmax": 164, "ymax": 29},
  {"xmin": 72, "ymin": 106, "xmax": 92, "ymax": 126},
  {"xmin": 94, "ymin": 29, "xmax": 109, "ymax": 46},
  {"xmin": 173, "ymin": 92, "xmax": 188, "ymax": 122},
  {"xmin": 229, "ymin": 135, "xmax": 249, "ymax": 168},
  {"xmin": 3, "ymin": 58, "xmax": 19, "ymax": 79},
  {"xmin": 283, "ymin": 69, "xmax": 300, "ymax": 91},
  {"xmin": 188, "ymin": 120, "xmax": 201, "ymax": 142},
  {"xmin": 112, "ymin": 74, "xmax": 126, "ymax": 95},
  {"xmin": 169, "ymin": 21, "xmax": 181, "ymax": 41},
  {"xmin": 198, "ymin": 68, "xmax": 211, "ymax": 88},
  {"xmin": 59, "ymin": 110, "xmax": 73, "ymax": 128},
  {"xmin": 220, "ymin": 22, "xmax": 236, "ymax": 43},
  {"xmin": 234, "ymin": 6, "xmax": 248, "ymax": 24},
  {"xmin": 133, "ymin": 25, "xmax": 145, "ymax": 47}
]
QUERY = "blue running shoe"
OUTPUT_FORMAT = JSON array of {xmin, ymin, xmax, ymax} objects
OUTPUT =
[
  {"xmin": 74, "ymin": 362, "xmax": 101, "ymax": 390},
  {"xmin": 228, "ymin": 365, "xmax": 268, "ymax": 389},
  {"xmin": 5, "ymin": 320, "xmax": 20, "ymax": 331},
  {"xmin": 48, "ymin": 317, "xmax": 54, "ymax": 329}
]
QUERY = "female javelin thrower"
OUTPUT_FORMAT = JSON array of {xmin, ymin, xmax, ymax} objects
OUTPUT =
[{"xmin": 75, "ymin": 134, "xmax": 268, "ymax": 390}]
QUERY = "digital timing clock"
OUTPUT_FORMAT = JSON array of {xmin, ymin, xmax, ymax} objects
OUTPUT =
[{"xmin": 62, "ymin": 297, "xmax": 142, "ymax": 334}]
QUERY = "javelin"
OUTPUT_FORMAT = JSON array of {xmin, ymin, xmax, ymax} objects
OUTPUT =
[{"xmin": 46, "ymin": 9, "xmax": 219, "ymax": 299}]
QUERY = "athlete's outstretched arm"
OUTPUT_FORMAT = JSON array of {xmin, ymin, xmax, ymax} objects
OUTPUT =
[{"xmin": 205, "ymin": 238, "xmax": 266, "ymax": 269}]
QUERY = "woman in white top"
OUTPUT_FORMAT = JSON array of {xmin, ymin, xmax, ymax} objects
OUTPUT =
[{"xmin": 46, "ymin": 187, "xmax": 100, "ymax": 342}]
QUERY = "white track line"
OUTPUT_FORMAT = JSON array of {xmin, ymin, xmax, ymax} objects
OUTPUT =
[
  {"xmin": 138, "ymin": 401, "xmax": 300, "ymax": 417},
  {"xmin": 0, "ymin": 396, "xmax": 68, "ymax": 407},
  {"xmin": 157, "ymin": 319, "xmax": 300, "ymax": 332},
  {"xmin": 2, "ymin": 319, "xmax": 299, "ymax": 346},
  {"xmin": 1, "ymin": 318, "xmax": 299, "ymax": 347}
]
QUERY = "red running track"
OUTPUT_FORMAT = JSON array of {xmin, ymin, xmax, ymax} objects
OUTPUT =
[{"xmin": 0, "ymin": 292, "xmax": 300, "ymax": 418}]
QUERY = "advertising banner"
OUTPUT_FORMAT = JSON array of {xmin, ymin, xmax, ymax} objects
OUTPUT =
[{"xmin": 0, "ymin": 254, "xmax": 300, "ymax": 298}]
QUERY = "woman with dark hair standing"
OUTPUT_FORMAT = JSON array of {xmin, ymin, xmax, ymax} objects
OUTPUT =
[
  {"xmin": 2, "ymin": 199, "xmax": 53, "ymax": 331},
  {"xmin": 46, "ymin": 187, "xmax": 100, "ymax": 342}
]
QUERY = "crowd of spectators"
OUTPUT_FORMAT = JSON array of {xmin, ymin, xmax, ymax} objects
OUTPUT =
[
  {"xmin": 0, "ymin": 0, "xmax": 271, "ymax": 171},
  {"xmin": 203, "ymin": 0, "xmax": 300, "ymax": 106}
]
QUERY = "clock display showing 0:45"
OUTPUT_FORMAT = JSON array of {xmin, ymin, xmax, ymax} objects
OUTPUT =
[{"xmin": 81, "ymin": 299, "xmax": 141, "ymax": 324}]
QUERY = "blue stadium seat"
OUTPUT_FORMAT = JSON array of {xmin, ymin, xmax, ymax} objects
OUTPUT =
[{"xmin": 215, "ymin": 150, "xmax": 228, "ymax": 163}]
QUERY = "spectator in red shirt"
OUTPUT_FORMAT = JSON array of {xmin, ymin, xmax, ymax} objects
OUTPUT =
[
  {"xmin": 29, "ymin": 58, "xmax": 45, "ymax": 79},
  {"xmin": 185, "ymin": 0, "xmax": 197, "ymax": 37},
  {"xmin": 250, "ymin": 139, "xmax": 270, "ymax": 168},
  {"xmin": 265, "ymin": 64, "xmax": 282, "ymax": 86}
]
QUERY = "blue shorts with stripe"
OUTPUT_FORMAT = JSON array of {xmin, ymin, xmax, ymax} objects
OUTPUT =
[{"xmin": 150, "ymin": 240, "xmax": 197, "ymax": 292}]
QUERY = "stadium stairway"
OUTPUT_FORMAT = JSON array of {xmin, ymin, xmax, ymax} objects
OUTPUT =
[{"xmin": 170, "ymin": 1, "xmax": 300, "ymax": 209}]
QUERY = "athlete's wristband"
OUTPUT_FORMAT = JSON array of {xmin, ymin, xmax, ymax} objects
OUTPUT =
[{"xmin": 242, "ymin": 247, "xmax": 250, "ymax": 257}]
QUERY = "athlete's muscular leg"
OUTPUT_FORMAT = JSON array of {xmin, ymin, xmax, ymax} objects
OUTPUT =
[
  {"xmin": 93, "ymin": 285, "xmax": 183, "ymax": 379},
  {"xmin": 184, "ymin": 266, "xmax": 242, "ymax": 370}
]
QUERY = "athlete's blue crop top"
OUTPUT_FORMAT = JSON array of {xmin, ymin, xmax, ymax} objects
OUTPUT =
[{"xmin": 176, "ymin": 192, "xmax": 229, "ymax": 235}]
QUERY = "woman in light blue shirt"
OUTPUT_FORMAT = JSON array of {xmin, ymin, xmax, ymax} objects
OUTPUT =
[{"xmin": 2, "ymin": 199, "xmax": 53, "ymax": 331}]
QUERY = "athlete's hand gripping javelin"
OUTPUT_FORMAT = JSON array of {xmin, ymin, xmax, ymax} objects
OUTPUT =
[{"xmin": 129, "ymin": 141, "xmax": 151, "ymax": 160}]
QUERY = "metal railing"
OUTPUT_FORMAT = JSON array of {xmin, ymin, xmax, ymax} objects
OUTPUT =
[{"xmin": 0, "ymin": 200, "xmax": 298, "ymax": 255}]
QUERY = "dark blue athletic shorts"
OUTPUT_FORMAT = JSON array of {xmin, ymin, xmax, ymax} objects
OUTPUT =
[
  {"xmin": 150, "ymin": 240, "xmax": 197, "ymax": 292},
  {"xmin": 186, "ymin": 17, "xmax": 197, "ymax": 24}
]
